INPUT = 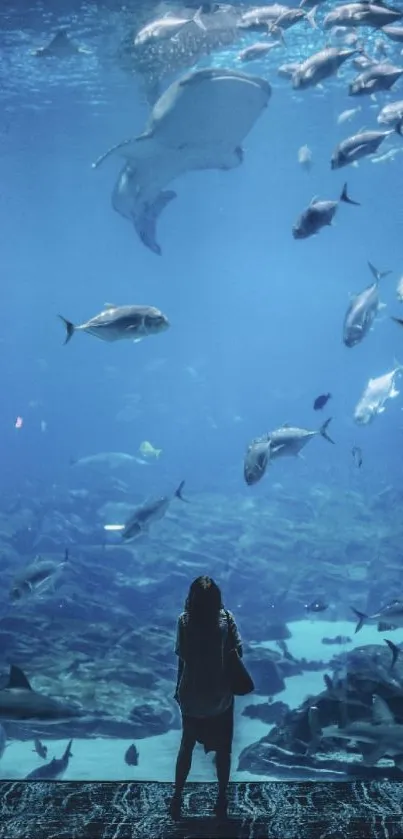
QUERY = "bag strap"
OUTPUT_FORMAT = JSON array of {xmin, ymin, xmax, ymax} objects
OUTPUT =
[{"xmin": 224, "ymin": 609, "xmax": 235, "ymax": 652}]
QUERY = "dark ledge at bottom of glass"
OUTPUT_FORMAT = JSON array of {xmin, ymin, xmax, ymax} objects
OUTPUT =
[{"xmin": 1, "ymin": 779, "xmax": 403, "ymax": 839}]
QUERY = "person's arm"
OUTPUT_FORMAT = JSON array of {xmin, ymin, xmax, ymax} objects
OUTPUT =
[
  {"xmin": 174, "ymin": 618, "xmax": 184, "ymax": 701},
  {"xmin": 226, "ymin": 610, "xmax": 243, "ymax": 657}
]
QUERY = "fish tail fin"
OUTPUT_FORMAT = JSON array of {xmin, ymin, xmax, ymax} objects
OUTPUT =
[
  {"xmin": 368, "ymin": 261, "xmax": 392, "ymax": 282},
  {"xmin": 58, "ymin": 315, "xmax": 75, "ymax": 345},
  {"xmin": 351, "ymin": 607, "xmax": 367, "ymax": 634},
  {"xmin": 319, "ymin": 418, "xmax": 334, "ymax": 444},
  {"xmin": 306, "ymin": 4, "xmax": 318, "ymax": 28},
  {"xmin": 193, "ymin": 7, "xmax": 207, "ymax": 30},
  {"xmin": 134, "ymin": 190, "xmax": 177, "ymax": 256},
  {"xmin": 384, "ymin": 638, "xmax": 400, "ymax": 669},
  {"xmin": 91, "ymin": 138, "xmax": 136, "ymax": 169},
  {"xmin": 64, "ymin": 739, "xmax": 73, "ymax": 759},
  {"xmin": 393, "ymin": 356, "xmax": 403, "ymax": 373},
  {"xmin": 395, "ymin": 119, "xmax": 403, "ymax": 137},
  {"xmin": 340, "ymin": 183, "xmax": 360, "ymax": 206},
  {"xmin": 175, "ymin": 480, "xmax": 189, "ymax": 502}
]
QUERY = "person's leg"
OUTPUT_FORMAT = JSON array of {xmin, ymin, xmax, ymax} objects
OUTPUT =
[
  {"xmin": 215, "ymin": 746, "xmax": 231, "ymax": 795},
  {"xmin": 169, "ymin": 727, "xmax": 196, "ymax": 820},
  {"xmin": 215, "ymin": 745, "xmax": 231, "ymax": 815}
]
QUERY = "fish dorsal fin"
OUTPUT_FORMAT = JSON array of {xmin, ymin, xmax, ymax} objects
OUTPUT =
[
  {"xmin": 309, "ymin": 195, "xmax": 319, "ymax": 206},
  {"xmin": 281, "ymin": 422, "xmax": 290, "ymax": 428},
  {"xmin": 32, "ymin": 554, "xmax": 43, "ymax": 564},
  {"xmin": 372, "ymin": 695, "xmax": 394, "ymax": 725},
  {"xmin": 6, "ymin": 665, "xmax": 33, "ymax": 691},
  {"xmin": 103, "ymin": 303, "xmax": 117, "ymax": 310}
]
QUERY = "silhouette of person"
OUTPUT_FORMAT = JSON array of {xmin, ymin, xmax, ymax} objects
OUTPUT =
[{"xmin": 169, "ymin": 575, "xmax": 242, "ymax": 821}]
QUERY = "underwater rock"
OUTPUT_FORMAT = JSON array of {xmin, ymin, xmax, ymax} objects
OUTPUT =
[
  {"xmin": 265, "ymin": 623, "xmax": 292, "ymax": 641},
  {"xmin": 238, "ymin": 642, "xmax": 403, "ymax": 778},
  {"xmin": 242, "ymin": 700, "xmax": 289, "ymax": 725},
  {"xmin": 322, "ymin": 635, "xmax": 352, "ymax": 645}
]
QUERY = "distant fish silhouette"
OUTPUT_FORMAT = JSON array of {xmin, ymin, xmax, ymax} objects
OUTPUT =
[{"xmin": 313, "ymin": 393, "xmax": 331, "ymax": 411}]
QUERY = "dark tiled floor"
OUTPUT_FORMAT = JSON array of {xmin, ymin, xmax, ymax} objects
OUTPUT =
[{"xmin": 1, "ymin": 780, "xmax": 403, "ymax": 838}]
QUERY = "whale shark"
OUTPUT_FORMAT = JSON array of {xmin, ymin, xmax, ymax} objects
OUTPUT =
[{"xmin": 93, "ymin": 67, "xmax": 271, "ymax": 254}]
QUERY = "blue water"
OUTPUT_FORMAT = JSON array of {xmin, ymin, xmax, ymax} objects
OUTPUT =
[{"xmin": 2, "ymin": 0, "xmax": 403, "ymax": 782}]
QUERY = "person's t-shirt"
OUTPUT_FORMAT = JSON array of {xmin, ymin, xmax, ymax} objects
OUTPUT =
[{"xmin": 175, "ymin": 607, "xmax": 242, "ymax": 717}]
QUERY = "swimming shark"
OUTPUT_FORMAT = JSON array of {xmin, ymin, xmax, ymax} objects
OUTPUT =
[
  {"xmin": 321, "ymin": 695, "xmax": 403, "ymax": 770},
  {"xmin": 0, "ymin": 666, "xmax": 85, "ymax": 724},
  {"xmin": 25, "ymin": 739, "xmax": 73, "ymax": 779}
]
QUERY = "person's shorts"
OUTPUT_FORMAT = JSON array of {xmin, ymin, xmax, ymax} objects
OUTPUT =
[{"xmin": 182, "ymin": 699, "xmax": 234, "ymax": 754}]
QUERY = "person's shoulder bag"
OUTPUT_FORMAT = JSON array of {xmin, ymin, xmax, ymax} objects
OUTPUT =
[{"xmin": 224, "ymin": 610, "xmax": 254, "ymax": 696}]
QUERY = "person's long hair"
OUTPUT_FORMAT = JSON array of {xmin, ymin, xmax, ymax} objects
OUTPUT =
[
  {"xmin": 184, "ymin": 576, "xmax": 223, "ymax": 624},
  {"xmin": 182, "ymin": 576, "xmax": 224, "ymax": 659}
]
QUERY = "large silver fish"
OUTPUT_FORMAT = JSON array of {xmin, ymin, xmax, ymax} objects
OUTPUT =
[
  {"xmin": 134, "ymin": 8, "xmax": 206, "ymax": 47},
  {"xmin": 378, "ymin": 99, "xmax": 403, "ymax": 126},
  {"xmin": 10, "ymin": 551, "xmax": 68, "ymax": 601},
  {"xmin": 266, "ymin": 419, "xmax": 335, "ymax": 459},
  {"xmin": 349, "ymin": 63, "xmax": 403, "ymax": 96},
  {"xmin": 243, "ymin": 437, "xmax": 271, "ymax": 485},
  {"xmin": 331, "ymin": 126, "xmax": 402, "ymax": 168},
  {"xmin": 352, "ymin": 600, "xmax": 403, "ymax": 632},
  {"xmin": 93, "ymin": 68, "xmax": 270, "ymax": 255},
  {"xmin": 59, "ymin": 304, "xmax": 169, "ymax": 344},
  {"xmin": 120, "ymin": 3, "xmax": 243, "ymax": 103},
  {"xmin": 343, "ymin": 261, "xmax": 391, "ymax": 347},
  {"xmin": 107, "ymin": 481, "xmax": 188, "ymax": 540},
  {"xmin": 244, "ymin": 421, "xmax": 334, "ymax": 479},
  {"xmin": 292, "ymin": 183, "xmax": 359, "ymax": 239},
  {"xmin": 292, "ymin": 46, "xmax": 359, "ymax": 89},
  {"xmin": 354, "ymin": 362, "xmax": 403, "ymax": 424},
  {"xmin": 324, "ymin": 3, "xmax": 403, "ymax": 31}
]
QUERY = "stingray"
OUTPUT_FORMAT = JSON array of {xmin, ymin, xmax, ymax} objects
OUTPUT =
[
  {"xmin": 31, "ymin": 29, "xmax": 91, "ymax": 58},
  {"xmin": 93, "ymin": 68, "xmax": 271, "ymax": 254}
]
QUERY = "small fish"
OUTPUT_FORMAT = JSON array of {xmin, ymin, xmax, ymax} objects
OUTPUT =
[
  {"xmin": 124, "ymin": 743, "xmax": 139, "ymax": 766},
  {"xmin": 58, "ymin": 305, "xmax": 169, "ymax": 345},
  {"xmin": 25, "ymin": 739, "xmax": 73, "ymax": 780},
  {"xmin": 298, "ymin": 144, "xmax": 313, "ymax": 171},
  {"xmin": 384, "ymin": 638, "xmax": 400, "ymax": 669},
  {"xmin": 292, "ymin": 183, "xmax": 359, "ymax": 239},
  {"xmin": 305, "ymin": 600, "xmax": 329, "ymax": 613},
  {"xmin": 354, "ymin": 362, "xmax": 403, "ymax": 425},
  {"xmin": 396, "ymin": 276, "xmax": 403, "ymax": 302},
  {"xmin": 351, "ymin": 445, "xmax": 363, "ymax": 468},
  {"xmin": 138, "ymin": 441, "xmax": 162, "ymax": 459},
  {"xmin": 238, "ymin": 42, "xmax": 281, "ymax": 62},
  {"xmin": 337, "ymin": 106, "xmax": 361, "ymax": 124},
  {"xmin": 33, "ymin": 738, "xmax": 48, "ymax": 759},
  {"xmin": 313, "ymin": 393, "xmax": 331, "ymax": 411}
]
